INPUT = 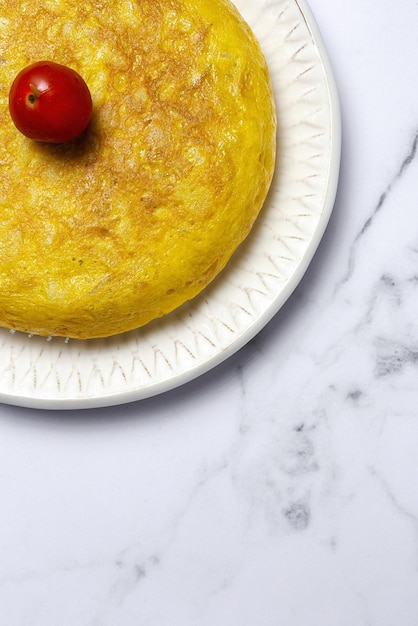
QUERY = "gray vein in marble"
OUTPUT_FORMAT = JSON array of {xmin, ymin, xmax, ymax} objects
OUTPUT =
[
  {"xmin": 374, "ymin": 337, "xmax": 418, "ymax": 378},
  {"xmin": 363, "ymin": 273, "xmax": 402, "ymax": 327},
  {"xmin": 282, "ymin": 498, "xmax": 311, "ymax": 530},
  {"xmin": 369, "ymin": 466, "xmax": 418, "ymax": 531},
  {"xmin": 0, "ymin": 544, "xmax": 162, "ymax": 624},
  {"xmin": 336, "ymin": 129, "xmax": 418, "ymax": 292},
  {"xmin": 232, "ymin": 361, "xmax": 326, "ymax": 533},
  {"xmin": 104, "ymin": 552, "xmax": 160, "ymax": 610},
  {"xmin": 346, "ymin": 388, "xmax": 364, "ymax": 402},
  {"xmin": 0, "ymin": 558, "xmax": 91, "ymax": 587}
]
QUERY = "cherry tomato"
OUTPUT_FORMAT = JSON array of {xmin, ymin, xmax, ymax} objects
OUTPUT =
[{"xmin": 8, "ymin": 61, "xmax": 93, "ymax": 143}]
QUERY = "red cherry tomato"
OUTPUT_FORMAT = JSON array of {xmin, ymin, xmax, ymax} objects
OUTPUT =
[{"xmin": 8, "ymin": 61, "xmax": 92, "ymax": 143}]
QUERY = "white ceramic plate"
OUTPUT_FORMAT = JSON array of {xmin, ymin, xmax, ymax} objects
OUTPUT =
[{"xmin": 0, "ymin": 0, "xmax": 341, "ymax": 410}]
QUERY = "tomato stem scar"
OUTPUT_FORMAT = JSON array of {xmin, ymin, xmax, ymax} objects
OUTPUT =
[{"xmin": 29, "ymin": 83, "xmax": 41, "ymax": 98}]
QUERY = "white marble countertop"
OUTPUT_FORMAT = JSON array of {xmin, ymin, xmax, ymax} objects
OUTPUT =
[{"xmin": 1, "ymin": 1, "xmax": 418, "ymax": 624}]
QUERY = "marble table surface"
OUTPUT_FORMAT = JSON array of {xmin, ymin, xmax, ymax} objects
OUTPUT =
[{"xmin": 1, "ymin": 0, "xmax": 418, "ymax": 624}]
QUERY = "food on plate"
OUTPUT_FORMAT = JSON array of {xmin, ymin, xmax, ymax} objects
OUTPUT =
[{"xmin": 0, "ymin": 0, "xmax": 276, "ymax": 339}]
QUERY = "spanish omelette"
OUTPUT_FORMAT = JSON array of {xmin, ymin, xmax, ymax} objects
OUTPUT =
[{"xmin": 0, "ymin": 0, "xmax": 276, "ymax": 338}]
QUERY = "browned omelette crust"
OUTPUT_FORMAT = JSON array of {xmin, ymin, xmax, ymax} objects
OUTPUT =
[{"xmin": 0, "ymin": 0, "xmax": 276, "ymax": 338}]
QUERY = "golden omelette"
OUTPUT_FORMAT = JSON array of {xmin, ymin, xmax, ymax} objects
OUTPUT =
[{"xmin": 0, "ymin": 0, "xmax": 276, "ymax": 339}]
